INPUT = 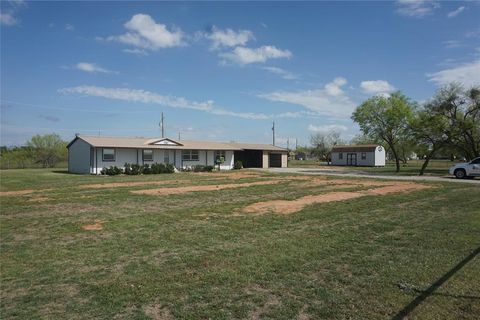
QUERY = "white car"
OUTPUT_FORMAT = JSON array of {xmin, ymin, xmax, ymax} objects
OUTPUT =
[{"xmin": 449, "ymin": 157, "xmax": 480, "ymax": 179}]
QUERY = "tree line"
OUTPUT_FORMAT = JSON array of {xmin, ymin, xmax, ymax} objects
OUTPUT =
[
  {"xmin": 308, "ymin": 83, "xmax": 479, "ymax": 175},
  {"xmin": 0, "ymin": 134, "xmax": 67, "ymax": 169}
]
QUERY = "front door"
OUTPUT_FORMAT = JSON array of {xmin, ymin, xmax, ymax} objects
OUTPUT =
[{"xmin": 347, "ymin": 153, "xmax": 357, "ymax": 166}]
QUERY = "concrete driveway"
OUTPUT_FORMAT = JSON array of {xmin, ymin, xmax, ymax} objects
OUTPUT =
[{"xmin": 260, "ymin": 167, "xmax": 480, "ymax": 184}]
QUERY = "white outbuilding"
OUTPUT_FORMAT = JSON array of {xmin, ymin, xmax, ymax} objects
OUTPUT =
[{"xmin": 331, "ymin": 145, "xmax": 385, "ymax": 167}]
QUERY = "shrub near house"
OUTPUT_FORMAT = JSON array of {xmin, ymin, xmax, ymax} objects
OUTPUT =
[{"xmin": 100, "ymin": 163, "xmax": 175, "ymax": 176}]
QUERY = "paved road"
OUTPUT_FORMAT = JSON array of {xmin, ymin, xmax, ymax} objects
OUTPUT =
[{"xmin": 260, "ymin": 167, "xmax": 480, "ymax": 184}]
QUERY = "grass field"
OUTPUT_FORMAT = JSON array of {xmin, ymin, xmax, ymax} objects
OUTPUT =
[
  {"xmin": 1, "ymin": 169, "xmax": 479, "ymax": 319},
  {"xmin": 289, "ymin": 159, "xmax": 457, "ymax": 176}
]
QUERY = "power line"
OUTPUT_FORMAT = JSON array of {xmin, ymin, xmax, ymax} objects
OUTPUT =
[{"xmin": 1, "ymin": 100, "xmax": 159, "ymax": 114}]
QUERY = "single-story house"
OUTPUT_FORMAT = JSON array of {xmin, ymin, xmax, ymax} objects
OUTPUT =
[
  {"xmin": 67, "ymin": 135, "xmax": 288, "ymax": 174},
  {"xmin": 331, "ymin": 144, "xmax": 385, "ymax": 167}
]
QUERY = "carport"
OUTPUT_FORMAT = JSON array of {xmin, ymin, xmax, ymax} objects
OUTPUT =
[
  {"xmin": 234, "ymin": 149, "xmax": 263, "ymax": 168},
  {"xmin": 229, "ymin": 143, "xmax": 288, "ymax": 168}
]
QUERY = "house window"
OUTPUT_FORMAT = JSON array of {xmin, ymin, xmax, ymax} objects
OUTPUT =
[
  {"xmin": 339, "ymin": 153, "xmax": 343, "ymax": 160},
  {"xmin": 143, "ymin": 149, "xmax": 153, "ymax": 161},
  {"xmin": 182, "ymin": 150, "xmax": 199, "ymax": 161},
  {"xmin": 215, "ymin": 150, "xmax": 226, "ymax": 163},
  {"xmin": 361, "ymin": 152, "xmax": 366, "ymax": 160},
  {"xmin": 102, "ymin": 148, "xmax": 115, "ymax": 161},
  {"xmin": 164, "ymin": 151, "xmax": 170, "ymax": 164}
]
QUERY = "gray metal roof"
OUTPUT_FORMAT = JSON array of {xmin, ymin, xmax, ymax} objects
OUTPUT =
[
  {"xmin": 68, "ymin": 135, "xmax": 288, "ymax": 152},
  {"xmin": 331, "ymin": 144, "xmax": 381, "ymax": 152}
]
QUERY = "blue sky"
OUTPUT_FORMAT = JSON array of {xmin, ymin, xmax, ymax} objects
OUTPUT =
[{"xmin": 1, "ymin": 1, "xmax": 479, "ymax": 147}]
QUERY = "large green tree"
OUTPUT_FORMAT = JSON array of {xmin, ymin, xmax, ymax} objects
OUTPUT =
[
  {"xmin": 26, "ymin": 133, "xmax": 67, "ymax": 168},
  {"xmin": 409, "ymin": 111, "xmax": 449, "ymax": 175},
  {"xmin": 352, "ymin": 92, "xmax": 414, "ymax": 172},
  {"xmin": 310, "ymin": 131, "xmax": 344, "ymax": 163},
  {"xmin": 425, "ymin": 83, "xmax": 480, "ymax": 160}
]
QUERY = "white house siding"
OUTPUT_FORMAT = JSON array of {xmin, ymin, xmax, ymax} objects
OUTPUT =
[
  {"xmin": 281, "ymin": 154, "xmax": 288, "ymax": 168},
  {"xmin": 180, "ymin": 150, "xmax": 234, "ymax": 170},
  {"xmin": 71, "ymin": 144, "xmax": 245, "ymax": 174},
  {"xmin": 262, "ymin": 151, "xmax": 269, "ymax": 169},
  {"xmin": 92, "ymin": 148, "xmax": 137, "ymax": 173},
  {"xmin": 220, "ymin": 150, "xmax": 234, "ymax": 170},
  {"xmin": 68, "ymin": 139, "xmax": 92, "ymax": 174}
]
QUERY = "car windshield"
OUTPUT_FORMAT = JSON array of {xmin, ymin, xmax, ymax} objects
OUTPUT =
[{"xmin": 470, "ymin": 158, "xmax": 480, "ymax": 164}]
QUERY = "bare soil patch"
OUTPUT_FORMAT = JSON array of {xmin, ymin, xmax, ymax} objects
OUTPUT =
[
  {"xmin": 82, "ymin": 220, "xmax": 105, "ymax": 231},
  {"xmin": 27, "ymin": 196, "xmax": 50, "ymax": 203},
  {"xmin": 242, "ymin": 181, "xmax": 432, "ymax": 215},
  {"xmin": 80, "ymin": 180, "xmax": 180, "ymax": 189},
  {"xmin": 0, "ymin": 188, "xmax": 53, "ymax": 197},
  {"xmin": 131, "ymin": 180, "xmax": 281, "ymax": 196},
  {"xmin": 0, "ymin": 189, "xmax": 36, "ymax": 196},
  {"xmin": 192, "ymin": 171, "xmax": 264, "ymax": 180},
  {"xmin": 143, "ymin": 303, "xmax": 174, "ymax": 320}
]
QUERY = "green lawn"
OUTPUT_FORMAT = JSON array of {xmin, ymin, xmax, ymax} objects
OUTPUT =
[
  {"xmin": 289, "ymin": 159, "xmax": 457, "ymax": 176},
  {"xmin": 1, "ymin": 169, "xmax": 479, "ymax": 319}
]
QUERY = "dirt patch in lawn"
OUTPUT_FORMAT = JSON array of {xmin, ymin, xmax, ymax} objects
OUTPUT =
[
  {"xmin": 143, "ymin": 303, "xmax": 174, "ymax": 320},
  {"xmin": 131, "ymin": 180, "xmax": 281, "ymax": 195},
  {"xmin": 27, "ymin": 196, "xmax": 50, "ymax": 203},
  {"xmin": 0, "ymin": 189, "xmax": 36, "ymax": 196},
  {"xmin": 80, "ymin": 180, "xmax": 181, "ymax": 189},
  {"xmin": 0, "ymin": 188, "xmax": 53, "ymax": 197},
  {"xmin": 242, "ymin": 181, "xmax": 432, "ymax": 215},
  {"xmin": 82, "ymin": 220, "xmax": 105, "ymax": 231},
  {"xmin": 193, "ymin": 171, "xmax": 264, "ymax": 180}
]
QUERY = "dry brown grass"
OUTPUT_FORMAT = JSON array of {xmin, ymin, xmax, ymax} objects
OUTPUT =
[{"xmin": 130, "ymin": 180, "xmax": 282, "ymax": 195}]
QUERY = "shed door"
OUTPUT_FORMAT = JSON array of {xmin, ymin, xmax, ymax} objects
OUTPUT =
[{"xmin": 347, "ymin": 153, "xmax": 357, "ymax": 166}]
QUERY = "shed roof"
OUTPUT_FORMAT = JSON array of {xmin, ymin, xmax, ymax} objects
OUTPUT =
[
  {"xmin": 331, "ymin": 144, "xmax": 380, "ymax": 152},
  {"xmin": 68, "ymin": 135, "xmax": 288, "ymax": 152}
]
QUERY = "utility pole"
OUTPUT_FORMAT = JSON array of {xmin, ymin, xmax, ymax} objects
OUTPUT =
[
  {"xmin": 295, "ymin": 138, "xmax": 298, "ymax": 150},
  {"xmin": 287, "ymin": 138, "xmax": 290, "ymax": 150},
  {"xmin": 160, "ymin": 112, "xmax": 165, "ymax": 138},
  {"xmin": 178, "ymin": 132, "xmax": 181, "ymax": 140},
  {"xmin": 272, "ymin": 121, "xmax": 275, "ymax": 146}
]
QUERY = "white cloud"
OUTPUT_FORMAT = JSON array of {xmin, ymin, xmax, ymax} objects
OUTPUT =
[
  {"xmin": 123, "ymin": 48, "xmax": 149, "ymax": 56},
  {"xmin": 447, "ymin": 6, "xmax": 466, "ymax": 18},
  {"xmin": 65, "ymin": 23, "xmax": 75, "ymax": 31},
  {"xmin": 360, "ymin": 80, "xmax": 396, "ymax": 94},
  {"xmin": 261, "ymin": 66, "xmax": 298, "ymax": 80},
  {"xmin": 75, "ymin": 62, "xmax": 118, "ymax": 74},
  {"xmin": 466, "ymin": 28, "xmax": 480, "ymax": 39},
  {"xmin": 58, "ymin": 85, "xmax": 269, "ymax": 120},
  {"xmin": 308, "ymin": 124, "xmax": 348, "ymax": 134},
  {"xmin": 0, "ymin": 12, "xmax": 19, "ymax": 26},
  {"xmin": 201, "ymin": 26, "xmax": 254, "ymax": 49},
  {"xmin": 427, "ymin": 59, "xmax": 480, "ymax": 87},
  {"xmin": 396, "ymin": 0, "xmax": 440, "ymax": 18},
  {"xmin": 220, "ymin": 45, "xmax": 292, "ymax": 65},
  {"xmin": 258, "ymin": 77, "xmax": 356, "ymax": 118},
  {"xmin": 105, "ymin": 13, "xmax": 185, "ymax": 51},
  {"xmin": 325, "ymin": 77, "xmax": 347, "ymax": 96},
  {"xmin": 443, "ymin": 40, "xmax": 462, "ymax": 49}
]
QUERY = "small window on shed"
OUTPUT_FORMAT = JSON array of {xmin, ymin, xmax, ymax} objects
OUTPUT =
[
  {"xmin": 103, "ymin": 148, "xmax": 115, "ymax": 161},
  {"xmin": 339, "ymin": 153, "xmax": 343, "ymax": 159},
  {"xmin": 143, "ymin": 149, "xmax": 153, "ymax": 161},
  {"xmin": 361, "ymin": 152, "xmax": 366, "ymax": 160}
]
